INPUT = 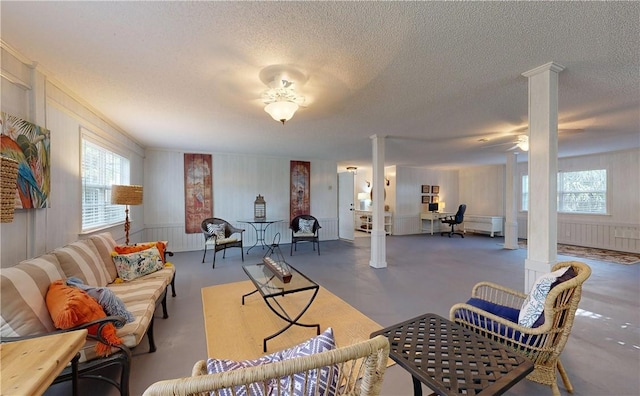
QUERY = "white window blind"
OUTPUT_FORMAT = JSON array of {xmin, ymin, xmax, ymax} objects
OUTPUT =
[
  {"xmin": 558, "ymin": 169, "xmax": 607, "ymax": 214},
  {"xmin": 81, "ymin": 138, "xmax": 130, "ymax": 231},
  {"xmin": 521, "ymin": 169, "xmax": 607, "ymax": 214}
]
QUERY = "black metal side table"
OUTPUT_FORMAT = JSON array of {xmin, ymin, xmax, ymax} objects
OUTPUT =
[
  {"xmin": 371, "ymin": 313, "xmax": 534, "ymax": 396},
  {"xmin": 238, "ymin": 219, "xmax": 282, "ymax": 254}
]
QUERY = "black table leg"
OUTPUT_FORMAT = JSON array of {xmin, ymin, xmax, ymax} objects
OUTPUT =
[
  {"xmin": 412, "ymin": 375, "xmax": 423, "ymax": 396},
  {"xmin": 71, "ymin": 352, "xmax": 80, "ymax": 396}
]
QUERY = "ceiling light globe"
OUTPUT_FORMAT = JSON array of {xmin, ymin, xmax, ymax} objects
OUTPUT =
[{"xmin": 264, "ymin": 101, "xmax": 299, "ymax": 124}]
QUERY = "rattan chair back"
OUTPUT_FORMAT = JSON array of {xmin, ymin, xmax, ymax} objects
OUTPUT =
[{"xmin": 142, "ymin": 335, "xmax": 390, "ymax": 396}]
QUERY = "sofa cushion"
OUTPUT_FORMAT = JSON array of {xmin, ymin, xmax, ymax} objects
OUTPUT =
[
  {"xmin": 111, "ymin": 247, "xmax": 164, "ymax": 281},
  {"xmin": 107, "ymin": 265, "xmax": 175, "ymax": 348},
  {"xmin": 298, "ymin": 218, "xmax": 314, "ymax": 234},
  {"xmin": 88, "ymin": 233, "xmax": 119, "ymax": 282},
  {"xmin": 0, "ymin": 254, "xmax": 65, "ymax": 337},
  {"xmin": 54, "ymin": 239, "xmax": 111, "ymax": 287},
  {"xmin": 66, "ymin": 277, "xmax": 135, "ymax": 326},
  {"xmin": 207, "ymin": 223, "xmax": 226, "ymax": 239},
  {"xmin": 118, "ymin": 241, "xmax": 167, "ymax": 263},
  {"xmin": 465, "ymin": 298, "xmax": 520, "ymax": 323},
  {"xmin": 46, "ymin": 280, "xmax": 122, "ymax": 356},
  {"xmin": 518, "ymin": 267, "xmax": 570, "ymax": 327},
  {"xmin": 276, "ymin": 327, "xmax": 338, "ymax": 396},
  {"xmin": 531, "ymin": 266, "xmax": 578, "ymax": 328},
  {"xmin": 206, "ymin": 328, "xmax": 337, "ymax": 396}
]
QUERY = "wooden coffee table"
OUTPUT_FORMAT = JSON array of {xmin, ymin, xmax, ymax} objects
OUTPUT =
[
  {"xmin": 1, "ymin": 329, "xmax": 87, "ymax": 396},
  {"xmin": 371, "ymin": 313, "xmax": 534, "ymax": 396}
]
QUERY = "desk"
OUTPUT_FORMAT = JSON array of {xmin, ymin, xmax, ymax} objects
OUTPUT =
[
  {"xmin": 1, "ymin": 329, "xmax": 87, "ymax": 396},
  {"xmin": 238, "ymin": 219, "xmax": 283, "ymax": 254},
  {"xmin": 371, "ymin": 313, "xmax": 533, "ymax": 396},
  {"xmin": 242, "ymin": 263, "xmax": 320, "ymax": 352},
  {"xmin": 420, "ymin": 212, "xmax": 453, "ymax": 235}
]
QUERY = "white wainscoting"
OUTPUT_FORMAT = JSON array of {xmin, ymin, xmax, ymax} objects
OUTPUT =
[
  {"xmin": 393, "ymin": 214, "xmax": 422, "ymax": 235},
  {"xmin": 145, "ymin": 217, "xmax": 338, "ymax": 252},
  {"xmin": 517, "ymin": 217, "xmax": 640, "ymax": 254}
]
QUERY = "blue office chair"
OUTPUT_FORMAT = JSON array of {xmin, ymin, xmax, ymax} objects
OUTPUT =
[{"xmin": 441, "ymin": 204, "xmax": 466, "ymax": 238}]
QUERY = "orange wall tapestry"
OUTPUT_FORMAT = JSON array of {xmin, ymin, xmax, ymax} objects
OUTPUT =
[
  {"xmin": 184, "ymin": 153, "xmax": 212, "ymax": 233},
  {"xmin": 290, "ymin": 160, "xmax": 310, "ymax": 221}
]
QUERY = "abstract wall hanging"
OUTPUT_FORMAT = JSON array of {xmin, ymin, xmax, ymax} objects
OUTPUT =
[
  {"xmin": 184, "ymin": 153, "xmax": 213, "ymax": 233},
  {"xmin": 290, "ymin": 160, "xmax": 310, "ymax": 220},
  {"xmin": 0, "ymin": 112, "xmax": 50, "ymax": 209}
]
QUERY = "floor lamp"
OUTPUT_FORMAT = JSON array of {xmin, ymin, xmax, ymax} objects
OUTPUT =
[{"xmin": 111, "ymin": 184, "xmax": 143, "ymax": 245}]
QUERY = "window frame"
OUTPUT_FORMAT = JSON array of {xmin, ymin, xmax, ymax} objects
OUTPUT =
[
  {"xmin": 80, "ymin": 128, "xmax": 131, "ymax": 232},
  {"xmin": 520, "ymin": 168, "xmax": 608, "ymax": 215}
]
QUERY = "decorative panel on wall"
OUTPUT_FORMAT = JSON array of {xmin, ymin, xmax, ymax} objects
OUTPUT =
[
  {"xmin": 184, "ymin": 153, "xmax": 213, "ymax": 233},
  {"xmin": 290, "ymin": 160, "xmax": 310, "ymax": 221}
]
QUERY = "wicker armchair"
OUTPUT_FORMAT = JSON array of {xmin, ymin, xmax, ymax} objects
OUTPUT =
[
  {"xmin": 142, "ymin": 335, "xmax": 390, "ymax": 396},
  {"xmin": 201, "ymin": 218, "xmax": 244, "ymax": 268},
  {"xmin": 450, "ymin": 261, "xmax": 591, "ymax": 396},
  {"xmin": 290, "ymin": 214, "xmax": 321, "ymax": 256}
]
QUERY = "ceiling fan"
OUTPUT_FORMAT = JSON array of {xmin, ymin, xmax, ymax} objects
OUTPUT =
[
  {"xmin": 480, "ymin": 134, "xmax": 529, "ymax": 151},
  {"xmin": 478, "ymin": 128, "xmax": 583, "ymax": 152}
]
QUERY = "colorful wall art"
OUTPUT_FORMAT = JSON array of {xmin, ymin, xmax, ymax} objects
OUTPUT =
[
  {"xmin": 0, "ymin": 112, "xmax": 50, "ymax": 209},
  {"xmin": 184, "ymin": 153, "xmax": 213, "ymax": 233},
  {"xmin": 290, "ymin": 160, "xmax": 310, "ymax": 221}
]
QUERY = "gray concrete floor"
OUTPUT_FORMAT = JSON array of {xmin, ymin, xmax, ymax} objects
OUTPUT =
[{"xmin": 46, "ymin": 233, "xmax": 640, "ymax": 395}]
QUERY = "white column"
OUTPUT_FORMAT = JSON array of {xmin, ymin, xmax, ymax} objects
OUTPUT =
[
  {"xmin": 369, "ymin": 134, "xmax": 387, "ymax": 268},
  {"xmin": 522, "ymin": 62, "xmax": 564, "ymax": 292},
  {"xmin": 503, "ymin": 152, "xmax": 518, "ymax": 249}
]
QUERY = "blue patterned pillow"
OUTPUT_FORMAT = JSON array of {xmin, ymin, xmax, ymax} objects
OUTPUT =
[
  {"xmin": 111, "ymin": 246, "xmax": 164, "ymax": 281},
  {"xmin": 277, "ymin": 327, "xmax": 338, "ymax": 396},
  {"xmin": 518, "ymin": 267, "xmax": 569, "ymax": 327},
  {"xmin": 206, "ymin": 354, "xmax": 278, "ymax": 396},
  {"xmin": 206, "ymin": 328, "xmax": 336, "ymax": 396}
]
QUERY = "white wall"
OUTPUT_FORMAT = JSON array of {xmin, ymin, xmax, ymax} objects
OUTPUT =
[
  {"xmin": 459, "ymin": 150, "xmax": 640, "ymax": 253},
  {"xmin": 394, "ymin": 166, "xmax": 459, "ymax": 235},
  {"xmin": 143, "ymin": 149, "xmax": 338, "ymax": 252},
  {"xmin": 1, "ymin": 45, "xmax": 145, "ymax": 267}
]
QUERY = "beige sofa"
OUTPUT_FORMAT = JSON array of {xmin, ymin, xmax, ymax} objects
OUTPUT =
[{"xmin": 0, "ymin": 232, "xmax": 176, "ymax": 395}]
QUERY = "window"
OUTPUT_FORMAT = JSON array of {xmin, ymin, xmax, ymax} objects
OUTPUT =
[
  {"xmin": 81, "ymin": 136, "xmax": 130, "ymax": 231},
  {"xmin": 521, "ymin": 169, "xmax": 607, "ymax": 214}
]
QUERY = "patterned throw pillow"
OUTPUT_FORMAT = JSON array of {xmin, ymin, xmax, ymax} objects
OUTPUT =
[
  {"xmin": 111, "ymin": 246, "xmax": 164, "ymax": 281},
  {"xmin": 206, "ymin": 328, "xmax": 337, "ymax": 396},
  {"xmin": 207, "ymin": 223, "xmax": 226, "ymax": 239},
  {"xmin": 276, "ymin": 327, "xmax": 338, "ymax": 396},
  {"xmin": 518, "ymin": 267, "xmax": 569, "ymax": 327},
  {"xmin": 298, "ymin": 218, "xmax": 314, "ymax": 234}
]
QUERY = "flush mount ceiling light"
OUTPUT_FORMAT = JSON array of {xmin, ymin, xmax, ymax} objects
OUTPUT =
[{"xmin": 262, "ymin": 77, "xmax": 305, "ymax": 124}]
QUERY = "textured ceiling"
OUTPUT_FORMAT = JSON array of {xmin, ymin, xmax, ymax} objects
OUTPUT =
[{"xmin": 1, "ymin": 1, "xmax": 638, "ymax": 169}]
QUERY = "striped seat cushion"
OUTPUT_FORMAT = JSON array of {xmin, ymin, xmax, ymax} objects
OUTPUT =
[
  {"xmin": 54, "ymin": 239, "xmax": 111, "ymax": 287},
  {"xmin": 0, "ymin": 254, "xmax": 66, "ymax": 337},
  {"xmin": 89, "ymin": 233, "xmax": 119, "ymax": 282}
]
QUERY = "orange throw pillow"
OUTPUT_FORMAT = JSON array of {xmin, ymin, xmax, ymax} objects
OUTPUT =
[
  {"xmin": 114, "ymin": 241, "xmax": 166, "ymax": 263},
  {"xmin": 46, "ymin": 280, "xmax": 122, "ymax": 356}
]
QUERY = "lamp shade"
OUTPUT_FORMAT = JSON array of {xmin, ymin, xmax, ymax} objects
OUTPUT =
[
  {"xmin": 111, "ymin": 185, "xmax": 143, "ymax": 205},
  {"xmin": 357, "ymin": 192, "xmax": 369, "ymax": 201},
  {"xmin": 264, "ymin": 101, "xmax": 299, "ymax": 124}
]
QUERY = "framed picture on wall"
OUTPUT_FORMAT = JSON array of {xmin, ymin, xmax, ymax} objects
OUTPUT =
[
  {"xmin": 422, "ymin": 195, "xmax": 430, "ymax": 204},
  {"xmin": 432, "ymin": 195, "xmax": 439, "ymax": 203},
  {"xmin": 431, "ymin": 185, "xmax": 440, "ymax": 194},
  {"xmin": 422, "ymin": 185, "xmax": 430, "ymax": 194}
]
